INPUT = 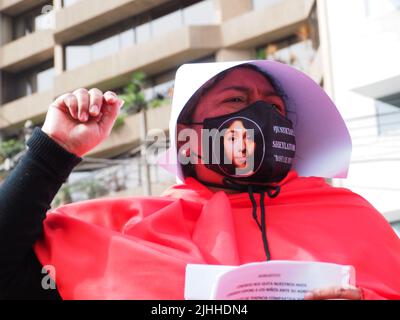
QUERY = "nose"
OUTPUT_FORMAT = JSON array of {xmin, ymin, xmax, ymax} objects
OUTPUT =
[
  {"xmin": 251, "ymin": 88, "xmax": 265, "ymax": 103},
  {"xmin": 238, "ymin": 131, "xmax": 247, "ymax": 153}
]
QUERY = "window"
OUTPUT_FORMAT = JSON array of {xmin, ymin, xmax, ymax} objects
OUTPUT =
[
  {"xmin": 252, "ymin": 0, "xmax": 284, "ymax": 10},
  {"xmin": 146, "ymin": 54, "xmax": 214, "ymax": 100},
  {"xmin": 1, "ymin": 61, "xmax": 54, "ymax": 104},
  {"xmin": 111, "ymin": 70, "xmax": 177, "ymax": 109},
  {"xmin": 62, "ymin": 0, "xmax": 81, "ymax": 7},
  {"xmin": 64, "ymin": 21, "xmax": 136, "ymax": 70},
  {"xmin": 144, "ymin": 71, "xmax": 177, "ymax": 102},
  {"xmin": 64, "ymin": 0, "xmax": 216, "ymax": 71},
  {"xmin": 182, "ymin": 0, "xmax": 216, "ymax": 25},
  {"xmin": 36, "ymin": 66, "xmax": 55, "ymax": 92},
  {"xmin": 12, "ymin": 2, "xmax": 54, "ymax": 40},
  {"xmin": 391, "ymin": 221, "xmax": 400, "ymax": 238},
  {"xmin": 376, "ymin": 93, "xmax": 400, "ymax": 136},
  {"xmin": 111, "ymin": 55, "xmax": 214, "ymax": 110},
  {"xmin": 255, "ymin": 9, "xmax": 320, "ymax": 75},
  {"xmin": 151, "ymin": 10, "xmax": 183, "ymax": 36}
]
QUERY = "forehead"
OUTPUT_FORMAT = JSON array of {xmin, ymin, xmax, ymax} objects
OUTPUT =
[
  {"xmin": 206, "ymin": 67, "xmax": 274, "ymax": 94},
  {"xmin": 228, "ymin": 120, "xmax": 245, "ymax": 128}
]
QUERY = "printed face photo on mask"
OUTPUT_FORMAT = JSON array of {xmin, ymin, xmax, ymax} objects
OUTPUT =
[{"xmin": 223, "ymin": 119, "xmax": 256, "ymax": 173}]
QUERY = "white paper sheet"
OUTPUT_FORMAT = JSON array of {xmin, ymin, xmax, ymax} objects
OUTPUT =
[{"xmin": 185, "ymin": 260, "xmax": 356, "ymax": 300}]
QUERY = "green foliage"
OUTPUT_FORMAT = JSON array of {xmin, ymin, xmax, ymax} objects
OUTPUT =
[
  {"xmin": 0, "ymin": 138, "xmax": 25, "ymax": 162},
  {"xmin": 119, "ymin": 71, "xmax": 147, "ymax": 115},
  {"xmin": 256, "ymin": 47, "xmax": 267, "ymax": 60},
  {"xmin": 85, "ymin": 179, "xmax": 109, "ymax": 199},
  {"xmin": 149, "ymin": 97, "xmax": 167, "ymax": 109},
  {"xmin": 113, "ymin": 71, "xmax": 169, "ymax": 131},
  {"xmin": 52, "ymin": 179, "xmax": 109, "ymax": 207},
  {"xmin": 113, "ymin": 114, "xmax": 127, "ymax": 130},
  {"xmin": 53, "ymin": 184, "xmax": 73, "ymax": 207}
]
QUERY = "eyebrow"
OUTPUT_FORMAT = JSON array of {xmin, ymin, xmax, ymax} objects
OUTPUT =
[{"xmin": 219, "ymin": 85, "xmax": 279, "ymax": 97}]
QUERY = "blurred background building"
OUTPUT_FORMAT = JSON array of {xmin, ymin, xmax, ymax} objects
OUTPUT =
[
  {"xmin": 0, "ymin": 0, "xmax": 399, "ymax": 235},
  {"xmin": 321, "ymin": 0, "xmax": 400, "ymax": 237}
]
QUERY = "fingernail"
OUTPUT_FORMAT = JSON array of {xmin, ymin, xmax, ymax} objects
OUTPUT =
[
  {"xmin": 95, "ymin": 112, "xmax": 103, "ymax": 123},
  {"xmin": 80, "ymin": 113, "xmax": 88, "ymax": 122},
  {"xmin": 90, "ymin": 105, "xmax": 99, "ymax": 114}
]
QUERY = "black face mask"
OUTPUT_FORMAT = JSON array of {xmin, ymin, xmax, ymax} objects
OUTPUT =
[{"xmin": 189, "ymin": 100, "xmax": 296, "ymax": 184}]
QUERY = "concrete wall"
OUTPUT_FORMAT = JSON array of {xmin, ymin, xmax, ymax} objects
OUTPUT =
[
  {"xmin": 0, "ymin": 30, "xmax": 54, "ymax": 71},
  {"xmin": 54, "ymin": 25, "xmax": 222, "ymax": 96},
  {"xmin": 0, "ymin": 0, "xmax": 48, "ymax": 15},
  {"xmin": 54, "ymin": 0, "xmax": 170, "ymax": 43}
]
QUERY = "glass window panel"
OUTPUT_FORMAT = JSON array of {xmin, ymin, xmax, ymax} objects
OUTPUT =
[
  {"xmin": 136, "ymin": 22, "xmax": 152, "ymax": 44},
  {"xmin": 376, "ymin": 93, "xmax": 400, "ymax": 136},
  {"xmin": 120, "ymin": 28, "xmax": 135, "ymax": 49},
  {"xmin": 37, "ymin": 67, "xmax": 55, "ymax": 92},
  {"xmin": 12, "ymin": 16, "xmax": 26, "ymax": 39},
  {"xmin": 66, "ymin": 46, "xmax": 91, "ymax": 70},
  {"xmin": 151, "ymin": 10, "xmax": 183, "ymax": 37},
  {"xmin": 252, "ymin": 0, "xmax": 283, "ymax": 10},
  {"xmin": 63, "ymin": 0, "xmax": 80, "ymax": 7},
  {"xmin": 183, "ymin": 0, "xmax": 217, "ymax": 25},
  {"xmin": 91, "ymin": 34, "xmax": 119, "ymax": 61},
  {"xmin": 34, "ymin": 9, "xmax": 55, "ymax": 31},
  {"xmin": 12, "ymin": 2, "xmax": 53, "ymax": 39},
  {"xmin": 23, "ymin": 16, "xmax": 34, "ymax": 35},
  {"xmin": 153, "ymin": 80, "xmax": 175, "ymax": 99},
  {"xmin": 256, "ymin": 17, "xmax": 319, "ymax": 74},
  {"xmin": 25, "ymin": 78, "xmax": 34, "ymax": 96},
  {"xmin": 392, "ymin": 221, "xmax": 400, "ymax": 238},
  {"xmin": 260, "ymin": 38, "xmax": 317, "ymax": 73},
  {"xmin": 143, "ymin": 88, "xmax": 155, "ymax": 101},
  {"xmin": 286, "ymin": 40, "xmax": 315, "ymax": 71},
  {"xmin": 64, "ymin": 1, "xmax": 215, "ymax": 70}
]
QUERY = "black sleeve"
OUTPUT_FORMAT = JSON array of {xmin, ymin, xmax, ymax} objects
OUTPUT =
[{"xmin": 0, "ymin": 127, "xmax": 82, "ymax": 299}]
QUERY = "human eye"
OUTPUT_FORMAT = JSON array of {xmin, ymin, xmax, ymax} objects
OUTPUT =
[{"xmin": 223, "ymin": 96, "xmax": 245, "ymax": 103}]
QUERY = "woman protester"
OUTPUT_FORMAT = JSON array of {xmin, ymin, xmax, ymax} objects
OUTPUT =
[{"xmin": 0, "ymin": 60, "xmax": 399, "ymax": 300}]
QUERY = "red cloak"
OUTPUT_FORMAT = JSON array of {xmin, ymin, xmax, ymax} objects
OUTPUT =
[{"xmin": 34, "ymin": 171, "xmax": 400, "ymax": 299}]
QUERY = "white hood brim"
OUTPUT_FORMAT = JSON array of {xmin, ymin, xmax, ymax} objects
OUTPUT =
[{"xmin": 158, "ymin": 60, "xmax": 352, "ymax": 183}]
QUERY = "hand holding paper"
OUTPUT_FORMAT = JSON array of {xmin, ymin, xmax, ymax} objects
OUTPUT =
[
  {"xmin": 304, "ymin": 285, "xmax": 362, "ymax": 300},
  {"xmin": 185, "ymin": 260, "xmax": 356, "ymax": 300}
]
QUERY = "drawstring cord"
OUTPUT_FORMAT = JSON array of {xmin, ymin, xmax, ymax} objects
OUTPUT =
[
  {"xmin": 248, "ymin": 186, "xmax": 261, "ymax": 229},
  {"xmin": 248, "ymin": 184, "xmax": 281, "ymax": 261},
  {"xmin": 195, "ymin": 176, "xmax": 282, "ymax": 261},
  {"xmin": 222, "ymin": 177, "xmax": 281, "ymax": 261}
]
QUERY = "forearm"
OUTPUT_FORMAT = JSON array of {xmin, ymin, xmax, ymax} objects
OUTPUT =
[{"xmin": 0, "ymin": 128, "xmax": 81, "ymax": 289}]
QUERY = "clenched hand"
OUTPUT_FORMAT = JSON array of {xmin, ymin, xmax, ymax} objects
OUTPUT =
[{"xmin": 42, "ymin": 88, "xmax": 124, "ymax": 157}]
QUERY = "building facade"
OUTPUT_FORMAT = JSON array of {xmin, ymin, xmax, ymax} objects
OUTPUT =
[
  {"xmin": 0, "ymin": 0, "xmax": 321, "ymax": 194},
  {"xmin": 321, "ymin": 0, "xmax": 400, "ymax": 235},
  {"xmin": 1, "ymin": 0, "xmax": 397, "ymax": 233}
]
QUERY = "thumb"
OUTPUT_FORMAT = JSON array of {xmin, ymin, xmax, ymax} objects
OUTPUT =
[{"xmin": 98, "ymin": 99, "xmax": 124, "ymax": 136}]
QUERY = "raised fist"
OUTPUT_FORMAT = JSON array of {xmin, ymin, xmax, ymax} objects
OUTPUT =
[{"xmin": 42, "ymin": 88, "xmax": 124, "ymax": 157}]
